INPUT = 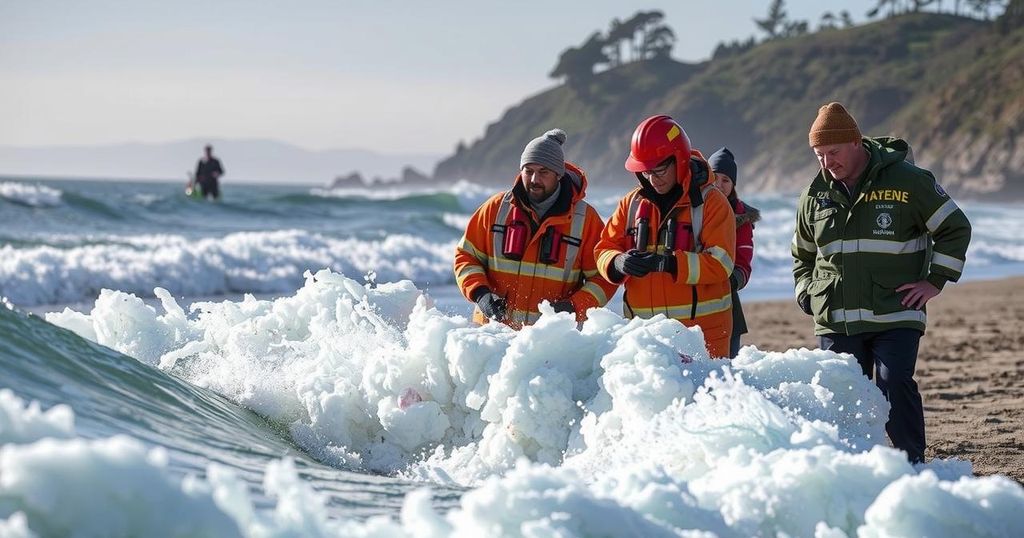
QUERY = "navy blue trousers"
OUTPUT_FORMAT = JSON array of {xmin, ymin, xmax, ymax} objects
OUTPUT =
[{"xmin": 820, "ymin": 328, "xmax": 925, "ymax": 463}]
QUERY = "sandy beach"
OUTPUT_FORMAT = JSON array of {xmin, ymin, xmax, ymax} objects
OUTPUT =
[{"xmin": 742, "ymin": 276, "xmax": 1024, "ymax": 483}]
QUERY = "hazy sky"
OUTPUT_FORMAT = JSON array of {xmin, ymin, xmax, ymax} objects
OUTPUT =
[{"xmin": 1, "ymin": 1, "xmax": 870, "ymax": 155}]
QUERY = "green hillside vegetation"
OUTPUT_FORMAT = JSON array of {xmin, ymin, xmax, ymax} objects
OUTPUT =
[{"xmin": 434, "ymin": 6, "xmax": 1023, "ymax": 199}]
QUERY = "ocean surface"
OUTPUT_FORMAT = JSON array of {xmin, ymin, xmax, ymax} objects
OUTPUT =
[{"xmin": 2, "ymin": 176, "xmax": 1024, "ymax": 536}]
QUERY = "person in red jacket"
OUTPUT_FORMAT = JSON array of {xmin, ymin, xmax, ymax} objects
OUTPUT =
[
  {"xmin": 709, "ymin": 147, "xmax": 760, "ymax": 358},
  {"xmin": 595, "ymin": 115, "xmax": 736, "ymax": 358},
  {"xmin": 454, "ymin": 129, "xmax": 617, "ymax": 329}
]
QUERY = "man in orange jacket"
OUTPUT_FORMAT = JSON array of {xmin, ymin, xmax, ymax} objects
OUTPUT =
[
  {"xmin": 454, "ymin": 129, "xmax": 617, "ymax": 329},
  {"xmin": 595, "ymin": 115, "xmax": 736, "ymax": 357}
]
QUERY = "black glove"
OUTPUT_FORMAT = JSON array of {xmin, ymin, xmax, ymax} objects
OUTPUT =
[
  {"xmin": 689, "ymin": 157, "xmax": 708, "ymax": 185},
  {"xmin": 616, "ymin": 250, "xmax": 675, "ymax": 278},
  {"xmin": 550, "ymin": 299, "xmax": 575, "ymax": 314},
  {"xmin": 797, "ymin": 293, "xmax": 812, "ymax": 316},
  {"xmin": 475, "ymin": 290, "xmax": 507, "ymax": 321}
]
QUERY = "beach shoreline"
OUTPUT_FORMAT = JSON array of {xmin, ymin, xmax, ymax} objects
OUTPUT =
[{"xmin": 741, "ymin": 276, "xmax": 1024, "ymax": 483}]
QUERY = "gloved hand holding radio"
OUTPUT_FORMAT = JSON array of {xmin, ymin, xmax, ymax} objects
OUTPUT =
[
  {"xmin": 614, "ymin": 250, "xmax": 677, "ymax": 278},
  {"xmin": 473, "ymin": 288, "xmax": 507, "ymax": 321}
]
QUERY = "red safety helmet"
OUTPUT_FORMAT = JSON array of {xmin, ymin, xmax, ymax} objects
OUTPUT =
[{"xmin": 625, "ymin": 115, "xmax": 692, "ymax": 182}]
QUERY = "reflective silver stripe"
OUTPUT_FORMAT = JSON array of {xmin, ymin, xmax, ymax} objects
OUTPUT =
[
  {"xmin": 630, "ymin": 292, "xmax": 732, "ymax": 319},
  {"xmin": 457, "ymin": 236, "xmax": 488, "ymax": 264},
  {"xmin": 690, "ymin": 183, "xmax": 718, "ymax": 252},
  {"xmin": 706, "ymin": 245, "xmax": 734, "ymax": 275},
  {"xmin": 578, "ymin": 280, "xmax": 608, "ymax": 305},
  {"xmin": 830, "ymin": 308, "xmax": 926, "ymax": 324},
  {"xmin": 931, "ymin": 251, "xmax": 965, "ymax": 273},
  {"xmin": 793, "ymin": 232, "xmax": 817, "ymax": 253},
  {"xmin": 684, "ymin": 252, "xmax": 700, "ymax": 284},
  {"xmin": 926, "ymin": 199, "xmax": 960, "ymax": 232},
  {"xmin": 491, "ymin": 191, "xmax": 516, "ymax": 257},
  {"xmin": 818, "ymin": 236, "xmax": 928, "ymax": 257},
  {"xmin": 561, "ymin": 201, "xmax": 589, "ymax": 282},
  {"xmin": 456, "ymin": 265, "xmax": 486, "ymax": 280},
  {"xmin": 691, "ymin": 202, "xmax": 704, "ymax": 251}
]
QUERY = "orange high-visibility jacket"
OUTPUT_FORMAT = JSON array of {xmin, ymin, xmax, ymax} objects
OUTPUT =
[
  {"xmin": 454, "ymin": 162, "xmax": 617, "ymax": 329},
  {"xmin": 595, "ymin": 151, "xmax": 736, "ymax": 357}
]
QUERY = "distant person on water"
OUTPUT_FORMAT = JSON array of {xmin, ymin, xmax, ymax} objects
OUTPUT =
[
  {"xmin": 708, "ymin": 147, "xmax": 760, "ymax": 358},
  {"xmin": 194, "ymin": 144, "xmax": 224, "ymax": 200},
  {"xmin": 594, "ymin": 115, "xmax": 736, "ymax": 358},
  {"xmin": 454, "ymin": 129, "xmax": 617, "ymax": 329},
  {"xmin": 792, "ymin": 102, "xmax": 972, "ymax": 464}
]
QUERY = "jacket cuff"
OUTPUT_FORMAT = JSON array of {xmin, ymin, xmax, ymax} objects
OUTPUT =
[
  {"xmin": 926, "ymin": 273, "xmax": 948, "ymax": 291},
  {"xmin": 606, "ymin": 262, "xmax": 626, "ymax": 284}
]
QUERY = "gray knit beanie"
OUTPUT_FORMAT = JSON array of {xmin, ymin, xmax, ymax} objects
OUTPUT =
[{"xmin": 520, "ymin": 129, "xmax": 567, "ymax": 178}]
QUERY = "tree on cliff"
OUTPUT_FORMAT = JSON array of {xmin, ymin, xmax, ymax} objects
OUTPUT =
[
  {"xmin": 549, "ymin": 10, "xmax": 675, "ymax": 87},
  {"xmin": 756, "ymin": 0, "xmax": 809, "ymax": 39}
]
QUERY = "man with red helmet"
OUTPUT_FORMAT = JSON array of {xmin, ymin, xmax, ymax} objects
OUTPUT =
[
  {"xmin": 595, "ymin": 115, "xmax": 737, "ymax": 357},
  {"xmin": 454, "ymin": 129, "xmax": 617, "ymax": 329}
]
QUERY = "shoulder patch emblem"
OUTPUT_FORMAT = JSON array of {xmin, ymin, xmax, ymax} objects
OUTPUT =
[{"xmin": 934, "ymin": 181, "xmax": 948, "ymax": 197}]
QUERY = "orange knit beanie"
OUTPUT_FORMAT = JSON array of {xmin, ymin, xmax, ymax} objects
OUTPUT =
[{"xmin": 808, "ymin": 102, "xmax": 862, "ymax": 147}]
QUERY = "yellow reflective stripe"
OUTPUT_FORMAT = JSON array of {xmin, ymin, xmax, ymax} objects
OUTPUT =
[
  {"xmin": 456, "ymin": 265, "xmax": 486, "ymax": 281},
  {"xmin": 706, "ymin": 246, "xmax": 734, "ymax": 275},
  {"xmin": 583, "ymin": 269, "xmax": 599, "ymax": 278},
  {"xmin": 793, "ymin": 231, "xmax": 817, "ymax": 253},
  {"xmin": 684, "ymin": 251, "xmax": 701, "ymax": 284},
  {"xmin": 818, "ymin": 236, "xmax": 928, "ymax": 257},
  {"xmin": 629, "ymin": 292, "xmax": 732, "ymax": 319},
  {"xmin": 830, "ymin": 308, "xmax": 926, "ymax": 324},
  {"xmin": 931, "ymin": 251, "xmax": 965, "ymax": 273},
  {"xmin": 488, "ymin": 256, "xmax": 583, "ymax": 281},
  {"xmin": 578, "ymin": 280, "xmax": 608, "ymax": 306},
  {"xmin": 926, "ymin": 199, "xmax": 960, "ymax": 232},
  {"xmin": 457, "ymin": 236, "xmax": 488, "ymax": 263}
]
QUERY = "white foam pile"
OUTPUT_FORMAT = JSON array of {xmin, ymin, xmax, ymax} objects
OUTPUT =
[
  {"xmin": 0, "ymin": 181, "xmax": 62, "ymax": 208},
  {"xmin": 0, "ymin": 231, "xmax": 456, "ymax": 306},
  {"xmin": 28, "ymin": 269, "xmax": 1024, "ymax": 536}
]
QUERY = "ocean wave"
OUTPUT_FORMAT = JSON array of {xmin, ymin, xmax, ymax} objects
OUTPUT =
[
  {"xmin": 0, "ymin": 231, "xmax": 456, "ymax": 306},
  {"xmin": 21, "ymin": 269, "xmax": 1024, "ymax": 535},
  {"xmin": 0, "ymin": 181, "xmax": 62, "ymax": 208},
  {"xmin": 311, "ymin": 179, "xmax": 494, "ymax": 212}
]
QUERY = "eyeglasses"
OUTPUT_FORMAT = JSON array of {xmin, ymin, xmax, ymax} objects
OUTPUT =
[{"xmin": 641, "ymin": 162, "xmax": 673, "ymax": 179}]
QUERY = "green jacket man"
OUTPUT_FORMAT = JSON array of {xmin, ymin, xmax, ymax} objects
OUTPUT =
[{"xmin": 792, "ymin": 102, "xmax": 971, "ymax": 464}]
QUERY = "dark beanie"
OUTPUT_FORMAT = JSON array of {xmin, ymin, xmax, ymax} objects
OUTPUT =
[
  {"xmin": 520, "ymin": 129, "xmax": 567, "ymax": 178},
  {"xmin": 708, "ymin": 147, "xmax": 738, "ymax": 185},
  {"xmin": 808, "ymin": 102, "xmax": 862, "ymax": 147}
]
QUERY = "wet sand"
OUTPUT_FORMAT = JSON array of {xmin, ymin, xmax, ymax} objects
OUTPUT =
[{"xmin": 741, "ymin": 277, "xmax": 1024, "ymax": 483}]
